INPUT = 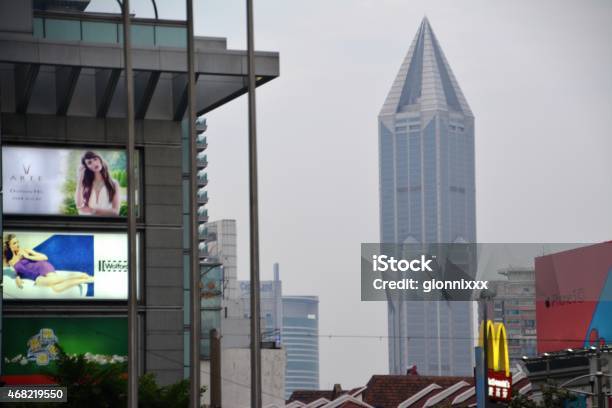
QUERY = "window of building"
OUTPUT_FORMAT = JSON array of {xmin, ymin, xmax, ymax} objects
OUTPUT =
[
  {"xmin": 33, "ymin": 17, "xmax": 44, "ymax": 38},
  {"xmin": 523, "ymin": 320, "xmax": 535, "ymax": 328},
  {"xmin": 82, "ymin": 21, "xmax": 118, "ymax": 43},
  {"xmin": 156, "ymin": 25, "xmax": 187, "ymax": 48},
  {"xmin": 45, "ymin": 18, "xmax": 80, "ymax": 42}
]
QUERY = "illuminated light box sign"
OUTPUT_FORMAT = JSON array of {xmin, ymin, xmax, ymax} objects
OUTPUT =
[
  {"xmin": 479, "ymin": 321, "xmax": 512, "ymax": 402},
  {"xmin": 1, "ymin": 317, "xmax": 127, "ymax": 378},
  {"xmin": 2, "ymin": 146, "xmax": 129, "ymax": 217},
  {"xmin": 2, "ymin": 231, "xmax": 137, "ymax": 300},
  {"xmin": 487, "ymin": 370, "xmax": 512, "ymax": 401}
]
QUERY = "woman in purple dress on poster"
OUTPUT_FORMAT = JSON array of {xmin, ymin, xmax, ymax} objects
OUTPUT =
[{"xmin": 3, "ymin": 234, "xmax": 94, "ymax": 293}]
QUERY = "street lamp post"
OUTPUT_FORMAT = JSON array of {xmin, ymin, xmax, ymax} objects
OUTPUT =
[
  {"xmin": 186, "ymin": 0, "xmax": 200, "ymax": 406},
  {"xmin": 245, "ymin": 0, "xmax": 263, "ymax": 406},
  {"xmin": 479, "ymin": 288, "xmax": 497, "ymax": 408},
  {"xmin": 121, "ymin": 0, "xmax": 139, "ymax": 407},
  {"xmin": 200, "ymin": 261, "xmax": 223, "ymax": 408}
]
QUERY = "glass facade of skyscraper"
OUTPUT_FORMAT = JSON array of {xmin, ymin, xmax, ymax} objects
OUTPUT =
[
  {"xmin": 282, "ymin": 296, "xmax": 319, "ymax": 399},
  {"xmin": 379, "ymin": 18, "xmax": 476, "ymax": 376}
]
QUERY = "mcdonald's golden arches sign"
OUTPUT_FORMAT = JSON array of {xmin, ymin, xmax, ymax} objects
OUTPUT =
[{"xmin": 479, "ymin": 320, "xmax": 512, "ymax": 401}]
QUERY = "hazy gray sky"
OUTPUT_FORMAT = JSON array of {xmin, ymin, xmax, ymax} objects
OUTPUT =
[{"xmin": 93, "ymin": 0, "xmax": 612, "ymax": 389}]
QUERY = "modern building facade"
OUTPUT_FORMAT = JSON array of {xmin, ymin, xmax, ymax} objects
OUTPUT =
[
  {"xmin": 199, "ymin": 224, "xmax": 286, "ymax": 406},
  {"xmin": 489, "ymin": 268, "xmax": 537, "ymax": 364},
  {"xmin": 378, "ymin": 17, "xmax": 476, "ymax": 376},
  {"xmin": 202, "ymin": 219, "xmax": 238, "ymax": 303},
  {"xmin": 283, "ymin": 295, "xmax": 320, "ymax": 399},
  {"xmin": 200, "ymin": 219, "xmax": 237, "ymax": 358},
  {"xmin": 202, "ymin": 218, "xmax": 254, "ymax": 350},
  {"xmin": 236, "ymin": 264, "xmax": 319, "ymax": 398},
  {"xmin": 201, "ymin": 348, "xmax": 286, "ymax": 408},
  {"xmin": 239, "ymin": 262, "xmax": 283, "ymax": 343},
  {"xmin": 0, "ymin": 0, "xmax": 278, "ymax": 387}
]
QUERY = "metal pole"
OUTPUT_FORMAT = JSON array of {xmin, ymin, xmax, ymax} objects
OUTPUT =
[
  {"xmin": 482, "ymin": 298, "xmax": 489, "ymax": 408},
  {"xmin": 210, "ymin": 328, "xmax": 222, "ymax": 408},
  {"xmin": 596, "ymin": 347, "xmax": 605, "ymax": 408},
  {"xmin": 121, "ymin": 0, "xmax": 138, "ymax": 407},
  {"xmin": 246, "ymin": 0, "xmax": 262, "ymax": 406},
  {"xmin": 186, "ymin": 0, "xmax": 200, "ymax": 406}
]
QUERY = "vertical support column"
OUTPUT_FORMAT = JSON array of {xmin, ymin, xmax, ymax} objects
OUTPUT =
[
  {"xmin": 186, "ymin": 0, "xmax": 201, "ymax": 406},
  {"xmin": 482, "ymin": 299, "xmax": 489, "ymax": 408},
  {"xmin": 122, "ymin": 1, "xmax": 139, "ymax": 407},
  {"xmin": 595, "ymin": 347, "xmax": 605, "ymax": 408},
  {"xmin": 0, "ymin": 91, "xmax": 3, "ymax": 375},
  {"xmin": 246, "ymin": 0, "xmax": 262, "ymax": 406},
  {"xmin": 210, "ymin": 328, "xmax": 222, "ymax": 408}
]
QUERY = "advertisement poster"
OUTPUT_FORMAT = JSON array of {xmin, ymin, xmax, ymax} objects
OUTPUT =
[
  {"xmin": 2, "ymin": 231, "xmax": 136, "ymax": 300},
  {"xmin": 536, "ymin": 241, "xmax": 612, "ymax": 353},
  {"xmin": 2, "ymin": 146, "xmax": 129, "ymax": 217},
  {"xmin": 1, "ymin": 317, "xmax": 127, "ymax": 376}
]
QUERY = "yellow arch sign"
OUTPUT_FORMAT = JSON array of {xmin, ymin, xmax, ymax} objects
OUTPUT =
[{"xmin": 478, "ymin": 320, "xmax": 510, "ymax": 377}]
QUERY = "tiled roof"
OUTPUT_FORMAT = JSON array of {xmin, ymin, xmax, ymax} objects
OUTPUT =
[
  {"xmin": 363, "ymin": 375, "xmax": 472, "ymax": 408},
  {"xmin": 287, "ymin": 372, "xmax": 531, "ymax": 408},
  {"xmin": 306, "ymin": 398, "xmax": 332, "ymax": 408},
  {"xmin": 337, "ymin": 402, "xmax": 372, "ymax": 408},
  {"xmin": 348, "ymin": 386, "xmax": 367, "ymax": 397},
  {"xmin": 288, "ymin": 390, "xmax": 348, "ymax": 404},
  {"xmin": 415, "ymin": 380, "xmax": 473, "ymax": 407},
  {"xmin": 325, "ymin": 395, "xmax": 374, "ymax": 408}
]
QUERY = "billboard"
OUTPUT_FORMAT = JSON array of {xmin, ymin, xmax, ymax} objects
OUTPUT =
[
  {"xmin": 2, "ymin": 231, "xmax": 137, "ymax": 300},
  {"xmin": 536, "ymin": 241, "xmax": 612, "ymax": 353},
  {"xmin": 1, "ymin": 317, "xmax": 127, "ymax": 377},
  {"xmin": 2, "ymin": 146, "xmax": 131, "ymax": 217}
]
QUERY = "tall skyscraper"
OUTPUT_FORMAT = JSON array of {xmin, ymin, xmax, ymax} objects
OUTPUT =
[
  {"xmin": 283, "ymin": 296, "xmax": 320, "ymax": 399},
  {"xmin": 378, "ymin": 18, "xmax": 476, "ymax": 376},
  {"xmin": 239, "ymin": 263, "xmax": 284, "ymax": 343}
]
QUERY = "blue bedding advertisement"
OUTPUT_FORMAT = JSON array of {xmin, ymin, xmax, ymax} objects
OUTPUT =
[{"xmin": 3, "ymin": 231, "xmax": 138, "ymax": 300}]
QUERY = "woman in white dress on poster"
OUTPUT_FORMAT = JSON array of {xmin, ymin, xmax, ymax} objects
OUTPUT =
[{"xmin": 75, "ymin": 151, "xmax": 121, "ymax": 216}]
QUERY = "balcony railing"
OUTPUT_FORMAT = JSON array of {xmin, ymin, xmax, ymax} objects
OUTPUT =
[
  {"xmin": 197, "ymin": 188, "xmax": 208, "ymax": 204},
  {"xmin": 197, "ymin": 206, "xmax": 208, "ymax": 223}
]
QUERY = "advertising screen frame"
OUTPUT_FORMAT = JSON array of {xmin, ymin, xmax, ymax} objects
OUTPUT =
[
  {"xmin": 1, "ymin": 316, "xmax": 128, "ymax": 380},
  {"xmin": 2, "ymin": 229, "xmax": 141, "ymax": 302},
  {"xmin": 1, "ymin": 144, "xmax": 142, "ymax": 219}
]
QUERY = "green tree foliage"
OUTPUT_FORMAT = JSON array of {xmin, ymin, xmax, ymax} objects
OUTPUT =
[
  {"xmin": 112, "ymin": 169, "xmax": 128, "ymax": 188},
  {"xmin": 120, "ymin": 202, "xmax": 129, "ymax": 217},
  {"xmin": 509, "ymin": 385, "xmax": 577, "ymax": 408},
  {"xmin": 3, "ymin": 351, "xmax": 205, "ymax": 408},
  {"xmin": 61, "ymin": 179, "xmax": 78, "ymax": 215},
  {"xmin": 139, "ymin": 372, "xmax": 194, "ymax": 408}
]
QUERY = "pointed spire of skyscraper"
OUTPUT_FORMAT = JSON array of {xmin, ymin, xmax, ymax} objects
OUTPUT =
[
  {"xmin": 379, "ymin": 17, "xmax": 476, "ymax": 378},
  {"xmin": 380, "ymin": 17, "xmax": 472, "ymax": 117}
]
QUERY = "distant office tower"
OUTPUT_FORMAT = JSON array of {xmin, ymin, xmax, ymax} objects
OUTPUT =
[
  {"xmin": 283, "ymin": 296, "xmax": 319, "ymax": 399},
  {"xmin": 239, "ymin": 263, "xmax": 284, "ymax": 343},
  {"xmin": 379, "ymin": 18, "xmax": 476, "ymax": 376},
  {"xmin": 204, "ymin": 219, "xmax": 238, "ymax": 302},
  {"xmin": 489, "ymin": 269, "xmax": 537, "ymax": 364},
  {"xmin": 200, "ymin": 219, "xmax": 238, "ymax": 355}
]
